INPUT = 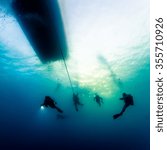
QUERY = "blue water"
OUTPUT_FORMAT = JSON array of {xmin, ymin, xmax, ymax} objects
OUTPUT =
[{"xmin": 0, "ymin": 0, "xmax": 149, "ymax": 150}]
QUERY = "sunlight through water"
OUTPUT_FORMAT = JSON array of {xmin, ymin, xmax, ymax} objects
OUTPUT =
[{"xmin": 0, "ymin": 0, "xmax": 149, "ymax": 97}]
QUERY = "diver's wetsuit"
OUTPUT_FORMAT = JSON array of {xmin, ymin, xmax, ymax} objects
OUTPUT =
[{"xmin": 42, "ymin": 96, "xmax": 63, "ymax": 113}]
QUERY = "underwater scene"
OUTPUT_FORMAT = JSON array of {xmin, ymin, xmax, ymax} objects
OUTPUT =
[{"xmin": 0, "ymin": 0, "xmax": 149, "ymax": 150}]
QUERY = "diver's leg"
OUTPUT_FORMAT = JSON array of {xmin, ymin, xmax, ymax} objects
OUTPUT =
[
  {"xmin": 113, "ymin": 104, "xmax": 130, "ymax": 119},
  {"xmin": 74, "ymin": 103, "xmax": 78, "ymax": 111},
  {"xmin": 120, "ymin": 104, "xmax": 129, "ymax": 115},
  {"xmin": 52, "ymin": 105, "xmax": 63, "ymax": 113}
]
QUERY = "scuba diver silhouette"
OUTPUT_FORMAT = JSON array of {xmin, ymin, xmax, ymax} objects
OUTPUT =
[
  {"xmin": 41, "ymin": 96, "xmax": 63, "ymax": 113},
  {"xmin": 73, "ymin": 93, "xmax": 83, "ymax": 112},
  {"xmin": 113, "ymin": 93, "xmax": 134, "ymax": 119},
  {"xmin": 94, "ymin": 93, "xmax": 103, "ymax": 107}
]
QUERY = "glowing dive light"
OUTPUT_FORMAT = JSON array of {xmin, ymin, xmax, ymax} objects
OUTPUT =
[{"xmin": 41, "ymin": 106, "xmax": 44, "ymax": 110}]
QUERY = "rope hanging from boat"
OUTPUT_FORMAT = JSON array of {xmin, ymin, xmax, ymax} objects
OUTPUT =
[{"xmin": 60, "ymin": 50, "xmax": 74, "ymax": 94}]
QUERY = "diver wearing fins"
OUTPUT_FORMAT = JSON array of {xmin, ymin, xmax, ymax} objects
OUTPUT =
[
  {"xmin": 113, "ymin": 93, "xmax": 134, "ymax": 119},
  {"xmin": 41, "ymin": 96, "xmax": 63, "ymax": 113}
]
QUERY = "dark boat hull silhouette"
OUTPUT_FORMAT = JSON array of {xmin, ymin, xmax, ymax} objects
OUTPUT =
[{"xmin": 12, "ymin": 0, "xmax": 68, "ymax": 63}]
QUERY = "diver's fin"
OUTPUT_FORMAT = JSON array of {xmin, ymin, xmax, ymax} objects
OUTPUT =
[
  {"xmin": 54, "ymin": 106, "xmax": 63, "ymax": 113},
  {"xmin": 113, "ymin": 113, "xmax": 121, "ymax": 119}
]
